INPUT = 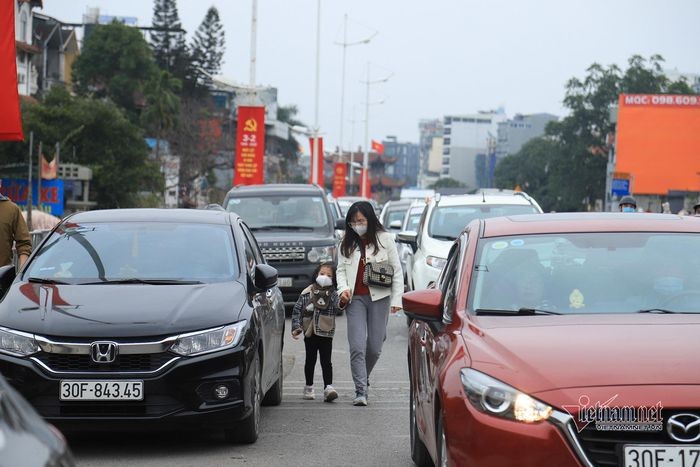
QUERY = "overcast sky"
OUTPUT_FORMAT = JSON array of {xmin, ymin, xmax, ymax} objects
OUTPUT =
[{"xmin": 41, "ymin": 0, "xmax": 699, "ymax": 151}]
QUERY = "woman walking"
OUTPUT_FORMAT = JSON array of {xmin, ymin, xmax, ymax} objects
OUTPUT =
[{"xmin": 336, "ymin": 201, "xmax": 403, "ymax": 406}]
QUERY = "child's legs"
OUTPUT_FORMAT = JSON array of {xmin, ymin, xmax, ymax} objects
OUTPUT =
[
  {"xmin": 304, "ymin": 336, "xmax": 320, "ymax": 386},
  {"xmin": 317, "ymin": 337, "xmax": 333, "ymax": 387}
]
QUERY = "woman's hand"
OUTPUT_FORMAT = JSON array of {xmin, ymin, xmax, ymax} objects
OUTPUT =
[
  {"xmin": 390, "ymin": 306, "xmax": 401, "ymax": 314},
  {"xmin": 291, "ymin": 328, "xmax": 303, "ymax": 340},
  {"xmin": 340, "ymin": 290, "xmax": 352, "ymax": 304}
]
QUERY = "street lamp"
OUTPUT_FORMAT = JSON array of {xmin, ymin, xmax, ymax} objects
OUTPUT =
[{"xmin": 361, "ymin": 62, "xmax": 392, "ymax": 197}]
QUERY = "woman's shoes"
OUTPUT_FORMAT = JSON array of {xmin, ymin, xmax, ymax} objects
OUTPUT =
[
  {"xmin": 303, "ymin": 385, "xmax": 315, "ymax": 400},
  {"xmin": 352, "ymin": 394, "xmax": 368, "ymax": 406},
  {"xmin": 323, "ymin": 385, "xmax": 338, "ymax": 402}
]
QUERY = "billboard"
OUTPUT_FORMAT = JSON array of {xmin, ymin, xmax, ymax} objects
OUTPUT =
[
  {"xmin": 233, "ymin": 106, "xmax": 265, "ymax": 186},
  {"xmin": 1, "ymin": 178, "xmax": 64, "ymax": 216},
  {"xmin": 615, "ymin": 94, "xmax": 700, "ymax": 195}
]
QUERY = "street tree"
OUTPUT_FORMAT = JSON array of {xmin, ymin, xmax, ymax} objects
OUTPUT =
[
  {"xmin": 430, "ymin": 177, "xmax": 465, "ymax": 189},
  {"xmin": 191, "ymin": 7, "xmax": 225, "ymax": 85},
  {"xmin": 72, "ymin": 21, "xmax": 158, "ymax": 120},
  {"xmin": 150, "ymin": 0, "xmax": 187, "ymax": 72},
  {"xmin": 141, "ymin": 69, "xmax": 182, "ymax": 159}
]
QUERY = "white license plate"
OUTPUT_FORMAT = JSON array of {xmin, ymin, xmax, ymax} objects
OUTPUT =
[
  {"xmin": 60, "ymin": 380, "xmax": 144, "ymax": 401},
  {"xmin": 278, "ymin": 277, "xmax": 293, "ymax": 288},
  {"xmin": 624, "ymin": 444, "xmax": 700, "ymax": 467}
]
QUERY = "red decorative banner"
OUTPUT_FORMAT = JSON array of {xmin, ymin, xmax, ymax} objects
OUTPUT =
[
  {"xmin": 309, "ymin": 137, "xmax": 324, "ymax": 185},
  {"xmin": 332, "ymin": 163, "xmax": 347, "ymax": 198},
  {"xmin": 360, "ymin": 168, "xmax": 371, "ymax": 198},
  {"xmin": 0, "ymin": 0, "xmax": 23, "ymax": 141},
  {"xmin": 234, "ymin": 106, "xmax": 265, "ymax": 185},
  {"xmin": 42, "ymin": 156, "xmax": 57, "ymax": 180}
]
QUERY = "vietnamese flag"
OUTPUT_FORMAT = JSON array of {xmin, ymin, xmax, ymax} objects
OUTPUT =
[
  {"xmin": 371, "ymin": 139, "xmax": 384, "ymax": 155},
  {"xmin": 0, "ymin": 0, "xmax": 24, "ymax": 141}
]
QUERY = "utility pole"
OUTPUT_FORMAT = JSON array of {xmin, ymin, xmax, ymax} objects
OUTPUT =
[
  {"xmin": 27, "ymin": 132, "xmax": 33, "ymax": 231},
  {"xmin": 311, "ymin": 0, "xmax": 321, "ymax": 186},
  {"xmin": 361, "ymin": 63, "xmax": 392, "ymax": 198},
  {"xmin": 249, "ymin": 0, "xmax": 258, "ymax": 87}
]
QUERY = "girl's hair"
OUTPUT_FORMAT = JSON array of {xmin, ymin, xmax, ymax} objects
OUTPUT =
[
  {"xmin": 340, "ymin": 201, "xmax": 385, "ymax": 258},
  {"xmin": 312, "ymin": 262, "xmax": 337, "ymax": 288}
]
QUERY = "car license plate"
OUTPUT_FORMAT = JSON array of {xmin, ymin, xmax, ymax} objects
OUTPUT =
[
  {"xmin": 624, "ymin": 445, "xmax": 700, "ymax": 467},
  {"xmin": 278, "ymin": 277, "xmax": 293, "ymax": 288},
  {"xmin": 60, "ymin": 380, "xmax": 144, "ymax": 401}
]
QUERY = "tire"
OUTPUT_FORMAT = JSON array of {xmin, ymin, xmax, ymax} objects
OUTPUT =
[
  {"xmin": 262, "ymin": 340, "xmax": 283, "ymax": 406},
  {"xmin": 225, "ymin": 352, "xmax": 261, "ymax": 444},
  {"xmin": 410, "ymin": 382, "xmax": 434, "ymax": 467},
  {"xmin": 436, "ymin": 409, "xmax": 448, "ymax": 467}
]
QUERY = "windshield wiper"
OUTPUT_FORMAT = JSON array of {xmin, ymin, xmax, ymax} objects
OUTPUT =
[
  {"xmin": 250, "ymin": 225, "xmax": 314, "ymax": 231},
  {"xmin": 634, "ymin": 308, "xmax": 692, "ymax": 314},
  {"xmin": 475, "ymin": 307, "xmax": 562, "ymax": 316},
  {"xmin": 27, "ymin": 277, "xmax": 70, "ymax": 285},
  {"xmin": 81, "ymin": 278, "xmax": 203, "ymax": 285}
]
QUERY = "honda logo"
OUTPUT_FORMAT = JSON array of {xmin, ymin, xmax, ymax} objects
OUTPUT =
[
  {"xmin": 667, "ymin": 413, "xmax": 700, "ymax": 443},
  {"xmin": 90, "ymin": 341, "xmax": 118, "ymax": 364}
]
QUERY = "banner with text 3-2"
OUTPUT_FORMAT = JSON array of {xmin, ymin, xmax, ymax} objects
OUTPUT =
[
  {"xmin": 332, "ymin": 163, "xmax": 347, "ymax": 197},
  {"xmin": 234, "ymin": 106, "xmax": 265, "ymax": 185},
  {"xmin": 0, "ymin": 0, "xmax": 23, "ymax": 141}
]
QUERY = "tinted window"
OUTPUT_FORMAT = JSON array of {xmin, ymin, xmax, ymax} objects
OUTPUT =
[
  {"xmin": 387, "ymin": 209, "xmax": 408, "ymax": 226},
  {"xmin": 429, "ymin": 204, "xmax": 539, "ymax": 240},
  {"xmin": 227, "ymin": 195, "xmax": 329, "ymax": 230},
  {"xmin": 25, "ymin": 222, "xmax": 237, "ymax": 283}
]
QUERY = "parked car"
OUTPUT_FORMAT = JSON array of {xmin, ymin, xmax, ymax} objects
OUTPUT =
[
  {"xmin": 337, "ymin": 196, "xmax": 380, "ymax": 217},
  {"xmin": 0, "ymin": 372, "xmax": 75, "ymax": 466},
  {"xmin": 398, "ymin": 190, "xmax": 542, "ymax": 291},
  {"xmin": 0, "ymin": 208, "xmax": 285, "ymax": 444},
  {"xmin": 224, "ymin": 184, "xmax": 340, "ymax": 312},
  {"xmin": 404, "ymin": 212, "xmax": 700, "ymax": 466},
  {"xmin": 379, "ymin": 199, "xmax": 414, "ymax": 234},
  {"xmin": 396, "ymin": 200, "xmax": 426, "ymax": 290}
]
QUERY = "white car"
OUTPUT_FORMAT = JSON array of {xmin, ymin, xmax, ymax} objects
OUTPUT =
[
  {"xmin": 396, "ymin": 200, "xmax": 426, "ymax": 289},
  {"xmin": 398, "ymin": 191, "xmax": 543, "ymax": 291}
]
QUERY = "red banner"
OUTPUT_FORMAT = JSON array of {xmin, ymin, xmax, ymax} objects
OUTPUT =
[
  {"xmin": 332, "ymin": 163, "xmax": 347, "ymax": 197},
  {"xmin": 0, "ymin": 1, "xmax": 23, "ymax": 141},
  {"xmin": 233, "ymin": 106, "xmax": 265, "ymax": 186},
  {"xmin": 42, "ymin": 156, "xmax": 57, "ymax": 180},
  {"xmin": 360, "ymin": 168, "xmax": 371, "ymax": 198},
  {"xmin": 309, "ymin": 137, "xmax": 324, "ymax": 185}
]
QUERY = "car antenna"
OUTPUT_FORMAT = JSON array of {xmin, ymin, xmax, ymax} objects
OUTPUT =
[{"xmin": 482, "ymin": 191, "xmax": 486, "ymax": 203}]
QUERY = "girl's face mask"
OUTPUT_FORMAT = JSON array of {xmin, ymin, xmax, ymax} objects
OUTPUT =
[{"xmin": 316, "ymin": 274, "xmax": 333, "ymax": 288}]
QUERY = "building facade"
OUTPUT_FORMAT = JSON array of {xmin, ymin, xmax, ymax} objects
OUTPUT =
[
  {"xmin": 15, "ymin": 0, "xmax": 42, "ymax": 96},
  {"xmin": 495, "ymin": 113, "xmax": 558, "ymax": 159},
  {"xmin": 383, "ymin": 136, "xmax": 420, "ymax": 188},
  {"xmin": 418, "ymin": 119, "xmax": 443, "ymax": 186}
]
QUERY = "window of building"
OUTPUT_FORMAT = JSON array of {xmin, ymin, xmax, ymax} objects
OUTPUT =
[
  {"xmin": 443, "ymin": 147, "xmax": 450, "ymax": 155},
  {"xmin": 20, "ymin": 11, "xmax": 28, "ymax": 42},
  {"xmin": 443, "ymin": 137, "xmax": 451, "ymax": 145},
  {"xmin": 442, "ymin": 157, "xmax": 450, "ymax": 165},
  {"xmin": 444, "ymin": 128, "xmax": 451, "ymax": 135}
]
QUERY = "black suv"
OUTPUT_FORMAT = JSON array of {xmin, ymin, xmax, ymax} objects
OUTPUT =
[{"xmin": 223, "ymin": 184, "xmax": 340, "ymax": 311}]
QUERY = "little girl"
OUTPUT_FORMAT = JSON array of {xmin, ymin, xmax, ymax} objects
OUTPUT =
[{"xmin": 291, "ymin": 262, "xmax": 345, "ymax": 402}]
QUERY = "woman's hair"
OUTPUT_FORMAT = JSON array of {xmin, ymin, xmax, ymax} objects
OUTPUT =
[
  {"xmin": 340, "ymin": 201, "xmax": 385, "ymax": 258},
  {"xmin": 312, "ymin": 262, "xmax": 337, "ymax": 288}
]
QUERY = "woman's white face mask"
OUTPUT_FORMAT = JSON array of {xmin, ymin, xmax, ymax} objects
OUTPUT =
[{"xmin": 352, "ymin": 225, "xmax": 367, "ymax": 236}]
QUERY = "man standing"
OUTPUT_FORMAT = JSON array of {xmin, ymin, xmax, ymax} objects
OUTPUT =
[
  {"xmin": 0, "ymin": 181, "xmax": 31, "ymax": 268},
  {"xmin": 618, "ymin": 196, "xmax": 637, "ymax": 213}
]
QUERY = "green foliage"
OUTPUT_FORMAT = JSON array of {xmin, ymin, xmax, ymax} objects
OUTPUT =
[
  {"xmin": 429, "ymin": 177, "xmax": 465, "ymax": 189},
  {"xmin": 150, "ymin": 0, "xmax": 187, "ymax": 71},
  {"xmin": 0, "ymin": 87, "xmax": 163, "ymax": 209},
  {"xmin": 141, "ymin": 69, "xmax": 182, "ymax": 156},
  {"xmin": 191, "ymin": 7, "xmax": 225, "ymax": 84},
  {"xmin": 72, "ymin": 22, "xmax": 158, "ymax": 119}
]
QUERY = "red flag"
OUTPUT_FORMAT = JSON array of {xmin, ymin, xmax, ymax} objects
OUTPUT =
[
  {"xmin": 371, "ymin": 139, "xmax": 384, "ymax": 155},
  {"xmin": 0, "ymin": 1, "xmax": 23, "ymax": 141},
  {"xmin": 309, "ymin": 137, "xmax": 324, "ymax": 185},
  {"xmin": 360, "ymin": 168, "xmax": 371, "ymax": 198},
  {"xmin": 42, "ymin": 156, "xmax": 57, "ymax": 180},
  {"xmin": 332, "ymin": 163, "xmax": 347, "ymax": 197},
  {"xmin": 233, "ymin": 106, "xmax": 265, "ymax": 186}
]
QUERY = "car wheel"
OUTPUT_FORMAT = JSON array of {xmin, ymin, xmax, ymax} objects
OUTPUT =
[
  {"xmin": 225, "ymin": 352, "xmax": 261, "ymax": 444},
  {"xmin": 262, "ymin": 339, "xmax": 283, "ymax": 406},
  {"xmin": 436, "ymin": 409, "xmax": 448, "ymax": 467},
  {"xmin": 410, "ymin": 382, "xmax": 434, "ymax": 467}
]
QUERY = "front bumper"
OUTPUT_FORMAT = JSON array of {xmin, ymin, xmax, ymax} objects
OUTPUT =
[{"xmin": 0, "ymin": 344, "xmax": 256, "ymax": 429}]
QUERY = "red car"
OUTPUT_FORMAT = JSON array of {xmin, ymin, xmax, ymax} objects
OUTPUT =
[{"xmin": 404, "ymin": 213, "xmax": 700, "ymax": 467}]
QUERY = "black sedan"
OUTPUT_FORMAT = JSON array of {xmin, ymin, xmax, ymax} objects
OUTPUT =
[{"xmin": 0, "ymin": 209, "xmax": 285, "ymax": 443}]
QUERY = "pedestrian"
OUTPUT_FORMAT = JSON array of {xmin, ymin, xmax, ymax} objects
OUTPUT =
[
  {"xmin": 618, "ymin": 195, "xmax": 637, "ymax": 213},
  {"xmin": 693, "ymin": 201, "xmax": 700, "ymax": 217},
  {"xmin": 0, "ymin": 180, "xmax": 31, "ymax": 269},
  {"xmin": 291, "ymin": 262, "xmax": 343, "ymax": 403},
  {"xmin": 336, "ymin": 201, "xmax": 403, "ymax": 406}
]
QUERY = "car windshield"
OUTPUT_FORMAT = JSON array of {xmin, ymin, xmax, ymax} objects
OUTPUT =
[
  {"xmin": 469, "ymin": 233, "xmax": 700, "ymax": 314},
  {"xmin": 24, "ymin": 222, "xmax": 238, "ymax": 283},
  {"xmin": 386, "ymin": 209, "xmax": 408, "ymax": 226},
  {"xmin": 429, "ymin": 204, "xmax": 539, "ymax": 240},
  {"xmin": 227, "ymin": 195, "xmax": 329, "ymax": 230},
  {"xmin": 406, "ymin": 212, "xmax": 422, "ymax": 231}
]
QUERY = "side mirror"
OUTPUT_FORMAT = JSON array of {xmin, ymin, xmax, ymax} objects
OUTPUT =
[
  {"xmin": 253, "ymin": 264, "xmax": 278, "ymax": 291},
  {"xmin": 389, "ymin": 220, "xmax": 402, "ymax": 230},
  {"xmin": 402, "ymin": 289, "xmax": 442, "ymax": 322},
  {"xmin": 334, "ymin": 218, "xmax": 346, "ymax": 230},
  {"xmin": 0, "ymin": 265, "xmax": 16, "ymax": 296},
  {"xmin": 397, "ymin": 230, "xmax": 418, "ymax": 253}
]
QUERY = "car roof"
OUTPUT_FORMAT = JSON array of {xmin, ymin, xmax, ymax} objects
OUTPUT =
[
  {"xmin": 383, "ymin": 199, "xmax": 414, "ymax": 209},
  {"xmin": 481, "ymin": 213, "xmax": 700, "ymax": 238},
  {"xmin": 434, "ymin": 193, "xmax": 535, "ymax": 207},
  {"xmin": 225, "ymin": 184, "xmax": 325, "ymax": 197},
  {"xmin": 66, "ymin": 208, "xmax": 235, "ymax": 225}
]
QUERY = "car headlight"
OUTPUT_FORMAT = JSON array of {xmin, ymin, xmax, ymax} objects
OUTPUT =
[
  {"xmin": 426, "ymin": 256, "xmax": 447, "ymax": 269},
  {"xmin": 460, "ymin": 368, "xmax": 552, "ymax": 423},
  {"xmin": 170, "ymin": 321, "xmax": 247, "ymax": 356},
  {"xmin": 307, "ymin": 245, "xmax": 336, "ymax": 263},
  {"xmin": 0, "ymin": 326, "xmax": 40, "ymax": 357}
]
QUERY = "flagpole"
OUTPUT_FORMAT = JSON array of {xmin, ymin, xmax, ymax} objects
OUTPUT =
[
  {"xmin": 27, "ymin": 132, "xmax": 33, "ymax": 231},
  {"xmin": 362, "ymin": 63, "xmax": 370, "ymax": 198},
  {"xmin": 312, "ymin": 0, "xmax": 321, "ymax": 186},
  {"xmin": 37, "ymin": 142, "xmax": 42, "ymax": 213}
]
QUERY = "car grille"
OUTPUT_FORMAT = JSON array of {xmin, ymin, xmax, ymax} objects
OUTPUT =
[
  {"xmin": 577, "ymin": 412, "xmax": 695, "ymax": 466},
  {"xmin": 261, "ymin": 246, "xmax": 306, "ymax": 263},
  {"xmin": 34, "ymin": 352, "xmax": 177, "ymax": 373}
]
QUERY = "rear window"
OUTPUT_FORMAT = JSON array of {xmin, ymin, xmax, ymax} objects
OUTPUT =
[
  {"xmin": 429, "ymin": 204, "xmax": 539, "ymax": 240},
  {"xmin": 227, "ymin": 195, "xmax": 330, "ymax": 230}
]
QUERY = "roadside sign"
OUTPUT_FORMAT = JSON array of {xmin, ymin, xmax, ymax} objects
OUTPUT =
[{"xmin": 611, "ymin": 178, "xmax": 630, "ymax": 197}]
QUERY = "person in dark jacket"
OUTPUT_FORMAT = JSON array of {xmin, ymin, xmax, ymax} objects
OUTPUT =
[
  {"xmin": 0, "ymin": 182, "xmax": 31, "ymax": 268},
  {"xmin": 291, "ymin": 262, "xmax": 345, "ymax": 402}
]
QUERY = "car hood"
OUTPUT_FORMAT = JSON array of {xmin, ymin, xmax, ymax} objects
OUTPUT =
[
  {"xmin": 253, "ymin": 230, "xmax": 334, "ymax": 246},
  {"xmin": 464, "ymin": 314, "xmax": 700, "ymax": 394},
  {"xmin": 0, "ymin": 280, "xmax": 247, "ymax": 338}
]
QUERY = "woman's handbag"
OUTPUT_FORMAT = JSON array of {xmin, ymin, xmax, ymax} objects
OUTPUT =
[{"xmin": 363, "ymin": 261, "xmax": 394, "ymax": 288}]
